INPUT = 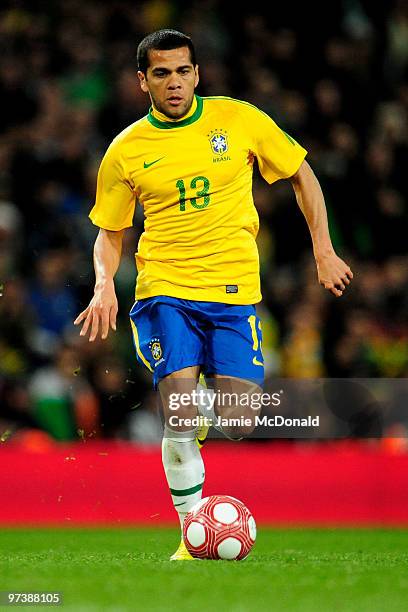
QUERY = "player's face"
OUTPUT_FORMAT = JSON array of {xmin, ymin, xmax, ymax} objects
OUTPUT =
[{"xmin": 138, "ymin": 47, "xmax": 199, "ymax": 119}]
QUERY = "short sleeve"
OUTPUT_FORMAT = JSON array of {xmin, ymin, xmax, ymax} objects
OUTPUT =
[
  {"xmin": 241, "ymin": 103, "xmax": 307, "ymax": 184},
  {"xmin": 89, "ymin": 141, "xmax": 136, "ymax": 231}
]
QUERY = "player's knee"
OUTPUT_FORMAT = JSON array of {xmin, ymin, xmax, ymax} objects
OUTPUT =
[
  {"xmin": 217, "ymin": 414, "xmax": 258, "ymax": 439},
  {"xmin": 164, "ymin": 405, "xmax": 199, "ymax": 434},
  {"xmin": 216, "ymin": 403, "xmax": 261, "ymax": 439}
]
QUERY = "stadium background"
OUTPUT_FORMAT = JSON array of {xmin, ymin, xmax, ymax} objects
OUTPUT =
[{"xmin": 0, "ymin": 0, "xmax": 408, "ymax": 526}]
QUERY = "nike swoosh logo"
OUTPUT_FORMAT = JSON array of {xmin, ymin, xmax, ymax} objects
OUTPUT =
[{"xmin": 144, "ymin": 157, "xmax": 165, "ymax": 168}]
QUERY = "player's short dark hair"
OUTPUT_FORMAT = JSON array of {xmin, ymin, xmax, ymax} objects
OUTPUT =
[{"xmin": 137, "ymin": 29, "xmax": 196, "ymax": 74}]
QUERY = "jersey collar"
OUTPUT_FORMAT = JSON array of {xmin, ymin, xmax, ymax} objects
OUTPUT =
[{"xmin": 147, "ymin": 95, "xmax": 203, "ymax": 129}]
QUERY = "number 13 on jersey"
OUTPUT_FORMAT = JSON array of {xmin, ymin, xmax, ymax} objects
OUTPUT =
[{"xmin": 176, "ymin": 176, "xmax": 211, "ymax": 211}]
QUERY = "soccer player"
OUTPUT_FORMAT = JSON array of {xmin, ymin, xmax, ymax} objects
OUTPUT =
[{"xmin": 74, "ymin": 29, "xmax": 353, "ymax": 559}]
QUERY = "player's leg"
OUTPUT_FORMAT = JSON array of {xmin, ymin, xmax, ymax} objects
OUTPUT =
[
  {"xmin": 129, "ymin": 297, "xmax": 206, "ymax": 559},
  {"xmin": 204, "ymin": 304, "xmax": 264, "ymax": 439},
  {"xmin": 206, "ymin": 374, "xmax": 262, "ymax": 439},
  {"xmin": 159, "ymin": 366, "xmax": 205, "ymax": 559}
]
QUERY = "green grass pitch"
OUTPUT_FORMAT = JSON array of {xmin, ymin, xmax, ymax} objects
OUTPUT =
[{"xmin": 1, "ymin": 528, "xmax": 408, "ymax": 611}]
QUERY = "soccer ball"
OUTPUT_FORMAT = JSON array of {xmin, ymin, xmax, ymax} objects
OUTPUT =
[{"xmin": 183, "ymin": 495, "xmax": 256, "ymax": 560}]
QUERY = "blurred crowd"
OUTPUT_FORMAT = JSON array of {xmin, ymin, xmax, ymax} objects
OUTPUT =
[{"xmin": 0, "ymin": 0, "xmax": 407, "ymax": 442}]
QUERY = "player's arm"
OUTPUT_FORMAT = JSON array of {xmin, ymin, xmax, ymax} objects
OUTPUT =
[
  {"xmin": 74, "ymin": 228, "xmax": 123, "ymax": 341},
  {"xmin": 290, "ymin": 159, "xmax": 353, "ymax": 297},
  {"xmin": 75, "ymin": 137, "xmax": 136, "ymax": 340}
]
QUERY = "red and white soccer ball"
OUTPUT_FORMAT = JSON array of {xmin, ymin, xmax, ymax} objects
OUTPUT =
[{"xmin": 183, "ymin": 495, "xmax": 256, "ymax": 560}]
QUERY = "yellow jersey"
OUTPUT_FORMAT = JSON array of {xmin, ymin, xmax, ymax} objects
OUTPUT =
[{"xmin": 89, "ymin": 94, "xmax": 307, "ymax": 304}]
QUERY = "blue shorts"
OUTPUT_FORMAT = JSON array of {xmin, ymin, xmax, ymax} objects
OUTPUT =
[{"xmin": 129, "ymin": 296, "xmax": 264, "ymax": 387}]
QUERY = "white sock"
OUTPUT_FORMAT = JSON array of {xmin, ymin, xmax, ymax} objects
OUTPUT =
[{"xmin": 162, "ymin": 428, "xmax": 205, "ymax": 535}]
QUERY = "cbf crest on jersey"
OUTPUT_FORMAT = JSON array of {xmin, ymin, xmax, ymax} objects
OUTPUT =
[
  {"xmin": 149, "ymin": 337, "xmax": 162, "ymax": 361},
  {"xmin": 208, "ymin": 129, "xmax": 229, "ymax": 155}
]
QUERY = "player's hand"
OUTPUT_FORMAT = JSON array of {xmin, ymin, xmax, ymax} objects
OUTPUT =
[
  {"xmin": 74, "ymin": 280, "xmax": 118, "ymax": 341},
  {"xmin": 315, "ymin": 252, "xmax": 353, "ymax": 297}
]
